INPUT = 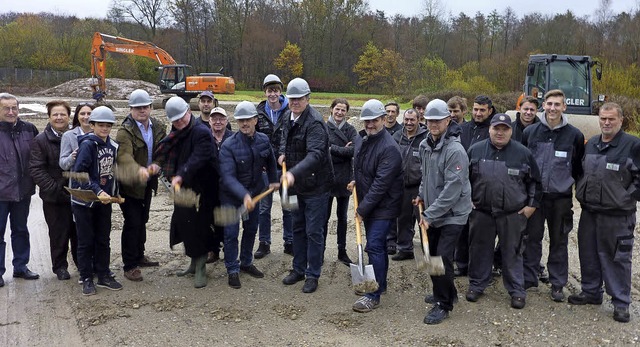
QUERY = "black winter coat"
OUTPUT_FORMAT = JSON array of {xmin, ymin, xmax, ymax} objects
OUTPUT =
[
  {"xmin": 0, "ymin": 119, "xmax": 38, "ymax": 201},
  {"xmin": 279, "ymin": 105, "xmax": 333, "ymax": 196},
  {"xmin": 460, "ymin": 114, "xmax": 493, "ymax": 150},
  {"xmin": 393, "ymin": 126, "xmax": 428, "ymax": 187},
  {"xmin": 29, "ymin": 124, "xmax": 70, "ymax": 203},
  {"xmin": 327, "ymin": 120, "xmax": 357, "ymax": 197},
  {"xmin": 257, "ymin": 98, "xmax": 288, "ymax": 153}
]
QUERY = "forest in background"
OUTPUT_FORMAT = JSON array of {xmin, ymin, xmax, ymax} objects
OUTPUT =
[{"xmin": 1, "ymin": 0, "xmax": 640, "ymax": 124}]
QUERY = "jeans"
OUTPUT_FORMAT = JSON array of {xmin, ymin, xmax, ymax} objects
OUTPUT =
[
  {"xmin": 0, "ymin": 197, "xmax": 32, "ymax": 276},
  {"xmin": 292, "ymin": 192, "xmax": 329, "ymax": 279},
  {"xmin": 120, "ymin": 186, "xmax": 153, "ymax": 271},
  {"xmin": 324, "ymin": 195, "xmax": 349, "ymax": 253},
  {"xmin": 73, "ymin": 204, "xmax": 112, "ymax": 280},
  {"xmin": 224, "ymin": 207, "xmax": 259, "ymax": 274},
  {"xmin": 363, "ymin": 219, "xmax": 392, "ymax": 302},
  {"xmin": 258, "ymin": 171, "xmax": 293, "ymax": 244}
]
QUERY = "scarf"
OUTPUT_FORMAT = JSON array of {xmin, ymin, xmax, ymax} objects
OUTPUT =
[
  {"xmin": 328, "ymin": 115, "xmax": 346, "ymax": 130},
  {"xmin": 154, "ymin": 116, "xmax": 195, "ymax": 178}
]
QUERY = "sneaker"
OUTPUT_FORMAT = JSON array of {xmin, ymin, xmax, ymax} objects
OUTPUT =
[
  {"xmin": 254, "ymin": 242, "xmax": 271, "ymax": 259},
  {"xmin": 386, "ymin": 245, "xmax": 397, "ymax": 255},
  {"xmin": 302, "ymin": 278, "xmax": 318, "ymax": 293},
  {"xmin": 391, "ymin": 251, "xmax": 414, "ymax": 261},
  {"xmin": 425, "ymin": 294, "xmax": 458, "ymax": 304},
  {"xmin": 283, "ymin": 242, "xmax": 293, "ymax": 256},
  {"xmin": 282, "ymin": 270, "xmax": 305, "ymax": 285},
  {"xmin": 613, "ymin": 306, "xmax": 630, "ymax": 323},
  {"xmin": 511, "ymin": 296, "xmax": 526, "ymax": 309},
  {"xmin": 465, "ymin": 290, "xmax": 482, "ymax": 302},
  {"xmin": 228, "ymin": 273, "xmax": 241, "ymax": 289},
  {"xmin": 551, "ymin": 286, "xmax": 565, "ymax": 302},
  {"xmin": 55, "ymin": 268, "xmax": 71, "ymax": 281},
  {"xmin": 424, "ymin": 304, "xmax": 449, "ymax": 325},
  {"xmin": 568, "ymin": 292, "xmax": 603, "ymax": 305},
  {"xmin": 124, "ymin": 268, "xmax": 143, "ymax": 282},
  {"xmin": 96, "ymin": 276, "xmax": 123, "ymax": 291},
  {"xmin": 352, "ymin": 296, "xmax": 379, "ymax": 313},
  {"xmin": 240, "ymin": 264, "xmax": 264, "ymax": 278},
  {"xmin": 82, "ymin": 278, "xmax": 96, "ymax": 296}
]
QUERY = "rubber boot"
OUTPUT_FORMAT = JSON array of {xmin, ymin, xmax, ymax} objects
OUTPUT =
[
  {"xmin": 338, "ymin": 249, "xmax": 353, "ymax": 266},
  {"xmin": 194, "ymin": 255, "xmax": 208, "ymax": 288},
  {"xmin": 177, "ymin": 257, "xmax": 196, "ymax": 277}
]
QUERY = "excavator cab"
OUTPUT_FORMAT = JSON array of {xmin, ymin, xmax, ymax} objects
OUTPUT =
[
  {"xmin": 523, "ymin": 54, "xmax": 603, "ymax": 115},
  {"xmin": 158, "ymin": 64, "xmax": 191, "ymax": 92}
]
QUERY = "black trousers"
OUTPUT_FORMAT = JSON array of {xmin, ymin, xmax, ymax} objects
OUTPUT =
[
  {"xmin": 429, "ymin": 223, "xmax": 463, "ymax": 311},
  {"xmin": 120, "ymin": 186, "xmax": 153, "ymax": 271},
  {"xmin": 73, "ymin": 203, "xmax": 112, "ymax": 280},
  {"xmin": 42, "ymin": 201, "xmax": 77, "ymax": 272}
]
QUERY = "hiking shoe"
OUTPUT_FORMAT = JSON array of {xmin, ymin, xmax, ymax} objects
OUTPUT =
[
  {"xmin": 551, "ymin": 286, "xmax": 565, "ymax": 302},
  {"xmin": 124, "ymin": 268, "xmax": 143, "ymax": 282},
  {"xmin": 352, "ymin": 296, "xmax": 379, "ymax": 313},
  {"xmin": 424, "ymin": 304, "xmax": 449, "ymax": 325},
  {"xmin": 613, "ymin": 307, "xmax": 630, "ymax": 323},
  {"xmin": 391, "ymin": 251, "xmax": 414, "ymax": 261},
  {"xmin": 139, "ymin": 256, "xmax": 159, "ymax": 267},
  {"xmin": 228, "ymin": 273, "xmax": 241, "ymax": 289},
  {"xmin": 282, "ymin": 270, "xmax": 305, "ymax": 285},
  {"xmin": 425, "ymin": 294, "xmax": 458, "ymax": 305},
  {"xmin": 97, "ymin": 275, "xmax": 123, "ymax": 291},
  {"xmin": 283, "ymin": 242, "xmax": 293, "ymax": 256},
  {"xmin": 55, "ymin": 268, "xmax": 71, "ymax": 281},
  {"xmin": 511, "ymin": 296, "xmax": 526, "ymax": 309},
  {"xmin": 387, "ymin": 245, "xmax": 397, "ymax": 255},
  {"xmin": 254, "ymin": 242, "xmax": 270, "ymax": 259},
  {"xmin": 465, "ymin": 290, "xmax": 482, "ymax": 302},
  {"xmin": 240, "ymin": 264, "xmax": 264, "ymax": 278},
  {"xmin": 82, "ymin": 278, "xmax": 96, "ymax": 296},
  {"xmin": 302, "ymin": 278, "xmax": 318, "ymax": 293},
  {"xmin": 568, "ymin": 292, "xmax": 603, "ymax": 305}
]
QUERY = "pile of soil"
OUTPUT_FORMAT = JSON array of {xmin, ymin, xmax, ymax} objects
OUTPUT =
[{"xmin": 35, "ymin": 78, "xmax": 161, "ymax": 100}]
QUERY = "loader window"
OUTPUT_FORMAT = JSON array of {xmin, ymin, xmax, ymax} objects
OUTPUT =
[{"xmin": 548, "ymin": 60, "xmax": 590, "ymax": 104}]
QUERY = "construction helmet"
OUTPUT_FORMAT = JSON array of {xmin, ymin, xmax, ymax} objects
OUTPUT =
[
  {"xmin": 234, "ymin": 101, "xmax": 258, "ymax": 120},
  {"xmin": 424, "ymin": 99, "xmax": 450, "ymax": 120},
  {"xmin": 89, "ymin": 106, "xmax": 116, "ymax": 124},
  {"xmin": 360, "ymin": 99, "xmax": 386, "ymax": 120},
  {"xmin": 128, "ymin": 89, "xmax": 152, "ymax": 107},
  {"xmin": 165, "ymin": 96, "xmax": 189, "ymax": 122},
  {"xmin": 286, "ymin": 78, "xmax": 311, "ymax": 98},
  {"xmin": 263, "ymin": 74, "xmax": 284, "ymax": 90}
]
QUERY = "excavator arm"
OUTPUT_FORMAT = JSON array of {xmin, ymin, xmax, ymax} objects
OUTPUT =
[{"xmin": 90, "ymin": 32, "xmax": 177, "ymax": 101}]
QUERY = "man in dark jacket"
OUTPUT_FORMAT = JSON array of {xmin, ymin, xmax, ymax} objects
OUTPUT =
[
  {"xmin": 512, "ymin": 96, "xmax": 540, "ymax": 142},
  {"xmin": 466, "ymin": 113, "xmax": 542, "ymax": 309},
  {"xmin": 116, "ymin": 89, "xmax": 167, "ymax": 282},
  {"xmin": 0, "ymin": 92, "xmax": 40, "ymax": 286},
  {"xmin": 521, "ymin": 90, "xmax": 584, "ymax": 301},
  {"xmin": 447, "ymin": 96, "xmax": 467, "ymax": 124},
  {"xmin": 256, "ymin": 74, "xmax": 292, "ymax": 258},
  {"xmin": 456, "ymin": 95, "xmax": 496, "ymax": 276},
  {"xmin": 219, "ymin": 101, "xmax": 279, "ymax": 289},
  {"xmin": 384, "ymin": 102, "xmax": 402, "ymax": 136},
  {"xmin": 279, "ymin": 78, "xmax": 333, "ymax": 294},
  {"xmin": 390, "ymin": 109, "xmax": 427, "ymax": 261},
  {"xmin": 350, "ymin": 99, "xmax": 403, "ymax": 313},
  {"xmin": 153, "ymin": 97, "xmax": 217, "ymax": 289},
  {"xmin": 569, "ymin": 102, "xmax": 640, "ymax": 323},
  {"xmin": 29, "ymin": 100, "xmax": 77, "ymax": 281}
]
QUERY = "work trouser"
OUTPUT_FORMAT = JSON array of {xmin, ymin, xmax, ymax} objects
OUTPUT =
[
  {"xmin": 523, "ymin": 197, "xmax": 573, "ymax": 288},
  {"xmin": 291, "ymin": 192, "xmax": 329, "ymax": 279},
  {"xmin": 577, "ymin": 210, "xmax": 635, "ymax": 309},
  {"xmin": 395, "ymin": 185, "xmax": 419, "ymax": 252},
  {"xmin": 120, "ymin": 186, "xmax": 153, "ymax": 271},
  {"xmin": 0, "ymin": 197, "xmax": 32, "ymax": 276},
  {"xmin": 454, "ymin": 223, "xmax": 469, "ymax": 271},
  {"xmin": 468, "ymin": 209, "xmax": 528, "ymax": 299},
  {"xmin": 43, "ymin": 201, "xmax": 77, "ymax": 272},
  {"xmin": 429, "ymin": 223, "xmax": 464, "ymax": 311},
  {"xmin": 73, "ymin": 203, "xmax": 112, "ymax": 280}
]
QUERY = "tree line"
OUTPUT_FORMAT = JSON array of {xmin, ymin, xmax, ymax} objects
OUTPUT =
[{"xmin": 1, "ymin": 0, "xmax": 640, "ymax": 102}]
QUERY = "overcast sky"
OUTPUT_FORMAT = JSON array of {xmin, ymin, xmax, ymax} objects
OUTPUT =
[{"xmin": 1, "ymin": 0, "xmax": 637, "ymax": 19}]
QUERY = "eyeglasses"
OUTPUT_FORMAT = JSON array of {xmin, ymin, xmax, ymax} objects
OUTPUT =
[{"xmin": 2, "ymin": 106, "xmax": 18, "ymax": 112}]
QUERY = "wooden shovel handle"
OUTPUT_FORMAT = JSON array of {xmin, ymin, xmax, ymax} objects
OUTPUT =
[
  {"xmin": 418, "ymin": 203, "xmax": 429, "ymax": 247},
  {"xmin": 353, "ymin": 185, "xmax": 362, "ymax": 246},
  {"xmin": 252, "ymin": 187, "xmax": 275, "ymax": 204},
  {"xmin": 281, "ymin": 162, "xmax": 288, "ymax": 187}
]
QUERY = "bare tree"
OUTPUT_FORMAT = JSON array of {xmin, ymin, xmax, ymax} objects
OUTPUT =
[{"xmin": 110, "ymin": 0, "xmax": 169, "ymax": 39}]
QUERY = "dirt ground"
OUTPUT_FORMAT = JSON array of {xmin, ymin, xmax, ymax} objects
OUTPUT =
[{"xmin": 1, "ymin": 98, "xmax": 640, "ymax": 346}]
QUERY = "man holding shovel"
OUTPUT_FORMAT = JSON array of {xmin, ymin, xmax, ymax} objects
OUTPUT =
[
  {"xmin": 414, "ymin": 99, "xmax": 472, "ymax": 324},
  {"xmin": 219, "ymin": 101, "xmax": 279, "ymax": 289},
  {"xmin": 350, "ymin": 99, "xmax": 402, "ymax": 313}
]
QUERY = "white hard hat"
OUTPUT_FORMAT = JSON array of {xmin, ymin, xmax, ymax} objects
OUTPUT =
[
  {"xmin": 233, "ymin": 101, "xmax": 258, "ymax": 120},
  {"xmin": 165, "ymin": 97, "xmax": 189, "ymax": 122},
  {"xmin": 360, "ymin": 99, "xmax": 386, "ymax": 120},
  {"xmin": 128, "ymin": 89, "xmax": 152, "ymax": 107},
  {"xmin": 89, "ymin": 106, "xmax": 116, "ymax": 124},
  {"xmin": 286, "ymin": 78, "xmax": 311, "ymax": 98},
  {"xmin": 424, "ymin": 99, "xmax": 450, "ymax": 120}
]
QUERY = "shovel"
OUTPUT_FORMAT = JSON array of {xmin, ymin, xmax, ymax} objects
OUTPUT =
[
  {"xmin": 114, "ymin": 163, "xmax": 151, "ymax": 185},
  {"xmin": 65, "ymin": 187, "xmax": 125, "ymax": 204},
  {"xmin": 62, "ymin": 171, "xmax": 89, "ymax": 182},
  {"xmin": 213, "ymin": 187, "xmax": 275, "ymax": 226},
  {"xmin": 350, "ymin": 185, "xmax": 379, "ymax": 294},
  {"xmin": 415, "ymin": 202, "xmax": 445, "ymax": 276},
  {"xmin": 280, "ymin": 162, "xmax": 298, "ymax": 211},
  {"xmin": 173, "ymin": 183, "xmax": 200, "ymax": 210}
]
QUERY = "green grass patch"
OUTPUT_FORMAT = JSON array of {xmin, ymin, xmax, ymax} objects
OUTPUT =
[{"xmin": 217, "ymin": 90, "xmax": 410, "ymax": 108}]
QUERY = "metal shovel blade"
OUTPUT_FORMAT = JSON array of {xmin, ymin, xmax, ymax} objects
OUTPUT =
[
  {"xmin": 350, "ymin": 247, "xmax": 378, "ymax": 294},
  {"xmin": 213, "ymin": 205, "xmax": 247, "ymax": 226}
]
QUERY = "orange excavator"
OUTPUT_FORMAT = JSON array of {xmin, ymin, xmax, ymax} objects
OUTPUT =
[{"xmin": 90, "ymin": 32, "xmax": 235, "ymax": 103}]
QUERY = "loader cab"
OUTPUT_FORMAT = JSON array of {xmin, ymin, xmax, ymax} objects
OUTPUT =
[
  {"xmin": 158, "ymin": 64, "xmax": 192, "ymax": 92},
  {"xmin": 524, "ymin": 54, "xmax": 602, "ymax": 115}
]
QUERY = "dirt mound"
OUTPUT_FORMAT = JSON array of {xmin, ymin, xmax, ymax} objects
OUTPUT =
[{"xmin": 35, "ymin": 78, "xmax": 161, "ymax": 100}]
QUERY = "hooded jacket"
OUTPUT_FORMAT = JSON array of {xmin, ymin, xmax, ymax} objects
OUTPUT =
[
  {"xmin": 511, "ymin": 112, "xmax": 540, "ymax": 143},
  {"xmin": 521, "ymin": 113, "xmax": 584, "ymax": 198},
  {"xmin": 71, "ymin": 133, "xmax": 118, "ymax": 207},
  {"xmin": 0, "ymin": 118, "xmax": 38, "ymax": 202},
  {"xmin": 418, "ymin": 122, "xmax": 472, "ymax": 227},
  {"xmin": 257, "ymin": 96, "xmax": 289, "ymax": 152},
  {"xmin": 29, "ymin": 123, "xmax": 70, "ymax": 204},
  {"xmin": 393, "ymin": 124, "xmax": 428, "ymax": 187}
]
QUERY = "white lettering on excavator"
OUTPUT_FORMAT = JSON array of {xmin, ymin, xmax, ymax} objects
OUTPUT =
[
  {"xmin": 566, "ymin": 98, "xmax": 585, "ymax": 106},
  {"xmin": 115, "ymin": 48, "xmax": 134, "ymax": 54}
]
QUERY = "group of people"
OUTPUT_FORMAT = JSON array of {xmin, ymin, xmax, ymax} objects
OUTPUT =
[{"xmin": 0, "ymin": 78, "xmax": 638, "ymax": 325}]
